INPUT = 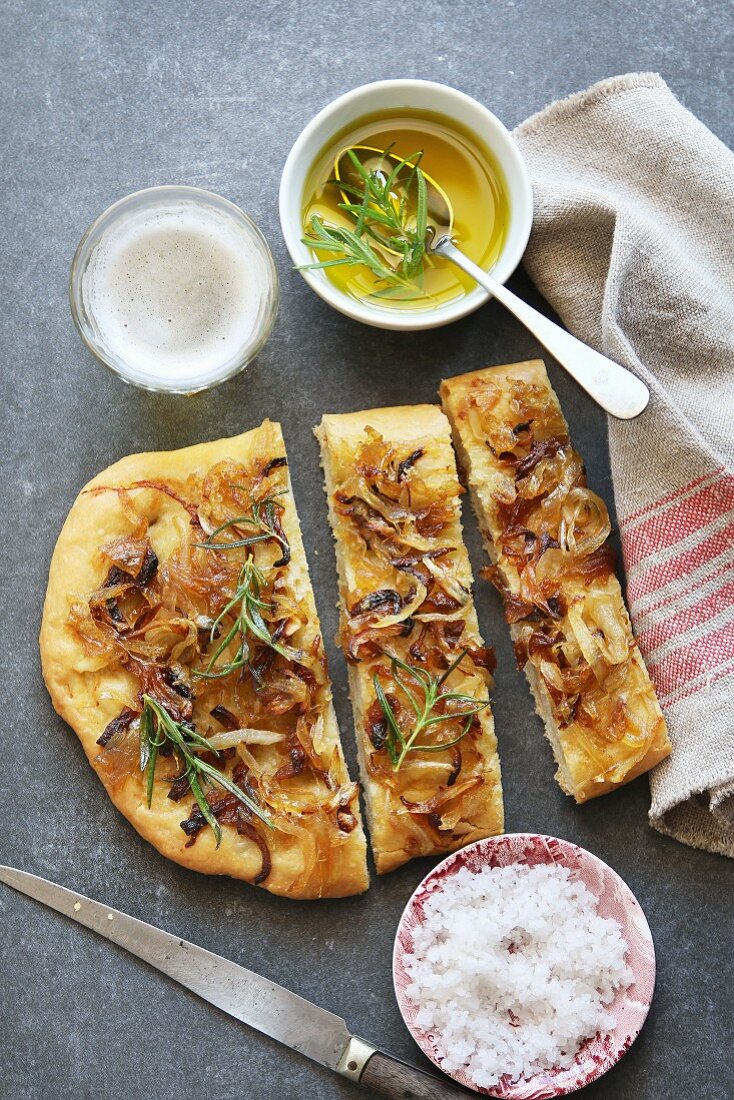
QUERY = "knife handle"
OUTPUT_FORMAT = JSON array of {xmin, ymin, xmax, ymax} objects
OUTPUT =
[{"xmin": 359, "ymin": 1050, "xmax": 471, "ymax": 1098}]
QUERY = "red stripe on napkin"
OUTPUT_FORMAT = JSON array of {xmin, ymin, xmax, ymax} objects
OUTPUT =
[
  {"xmin": 647, "ymin": 618, "xmax": 734, "ymax": 701},
  {"xmin": 620, "ymin": 470, "xmax": 734, "ymax": 703},
  {"xmin": 628, "ymin": 521, "xmax": 734, "ymax": 605},
  {"xmin": 638, "ymin": 575, "xmax": 734, "ymax": 654},
  {"xmin": 622, "ymin": 468, "xmax": 721, "ymax": 526},
  {"xmin": 621, "ymin": 476, "xmax": 734, "ymax": 570},
  {"xmin": 663, "ymin": 658, "xmax": 734, "ymax": 708}
]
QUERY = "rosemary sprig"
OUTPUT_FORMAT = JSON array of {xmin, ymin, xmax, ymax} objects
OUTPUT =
[
  {"xmin": 194, "ymin": 558, "xmax": 291, "ymax": 680},
  {"xmin": 298, "ymin": 147, "xmax": 430, "ymax": 292},
  {"xmin": 140, "ymin": 695, "xmax": 273, "ymax": 844},
  {"xmin": 195, "ymin": 490, "xmax": 289, "ymax": 554},
  {"xmin": 300, "ymin": 216, "xmax": 416, "ymax": 291},
  {"xmin": 372, "ymin": 650, "xmax": 489, "ymax": 772}
]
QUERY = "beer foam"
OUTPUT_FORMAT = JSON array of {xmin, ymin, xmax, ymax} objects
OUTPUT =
[{"xmin": 83, "ymin": 201, "xmax": 271, "ymax": 387}]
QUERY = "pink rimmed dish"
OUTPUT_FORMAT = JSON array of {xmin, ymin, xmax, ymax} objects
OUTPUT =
[{"xmin": 393, "ymin": 833, "xmax": 656, "ymax": 1098}]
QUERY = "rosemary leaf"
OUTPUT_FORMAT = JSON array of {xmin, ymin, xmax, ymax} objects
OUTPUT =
[
  {"xmin": 140, "ymin": 695, "xmax": 273, "ymax": 841},
  {"xmin": 194, "ymin": 558, "xmax": 292, "ymax": 681},
  {"xmin": 139, "ymin": 704, "xmax": 152, "ymax": 773},
  {"xmin": 188, "ymin": 769, "xmax": 222, "ymax": 847},
  {"xmin": 297, "ymin": 257, "xmax": 354, "ymax": 271},
  {"xmin": 373, "ymin": 651, "xmax": 490, "ymax": 772},
  {"xmin": 372, "ymin": 673, "xmax": 404, "ymax": 768},
  {"xmin": 195, "ymin": 491, "xmax": 290, "ymax": 552},
  {"xmin": 338, "ymin": 202, "xmax": 396, "ymax": 229},
  {"xmin": 298, "ymin": 147, "xmax": 432, "ymax": 291}
]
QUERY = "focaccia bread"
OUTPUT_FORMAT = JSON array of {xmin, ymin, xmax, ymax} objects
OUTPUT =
[
  {"xmin": 40, "ymin": 422, "xmax": 368, "ymax": 899},
  {"xmin": 441, "ymin": 360, "xmax": 670, "ymax": 802},
  {"xmin": 316, "ymin": 405, "xmax": 504, "ymax": 874}
]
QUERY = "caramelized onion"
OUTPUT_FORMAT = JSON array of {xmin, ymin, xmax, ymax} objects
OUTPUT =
[
  {"xmin": 274, "ymin": 739, "xmax": 307, "ymax": 781},
  {"xmin": 348, "ymin": 582, "xmax": 427, "ymax": 631},
  {"xmin": 400, "ymin": 775, "xmax": 483, "ymax": 818},
  {"xmin": 344, "ymin": 622, "xmax": 413, "ymax": 663},
  {"xmin": 251, "ymin": 667, "xmax": 313, "ymax": 715},
  {"xmin": 565, "ymin": 602, "xmax": 631, "ymax": 693},
  {"xmin": 292, "ymin": 715, "xmax": 333, "ymax": 786},
  {"xmin": 262, "ymin": 455, "xmax": 288, "ymax": 477},
  {"xmin": 513, "ymin": 626, "xmax": 561, "ymax": 669},
  {"xmin": 483, "ymin": 564, "xmax": 562, "ymax": 624},
  {"xmin": 236, "ymin": 814, "xmax": 272, "ymax": 884},
  {"xmin": 566, "ymin": 605, "xmax": 605, "ymax": 676},
  {"xmin": 559, "ymin": 487, "xmax": 611, "ymax": 558},
  {"xmin": 69, "ymin": 601, "xmax": 125, "ymax": 669},
  {"xmin": 390, "ymin": 546, "xmax": 453, "ymax": 584},
  {"xmin": 206, "ymin": 728, "xmax": 285, "ymax": 749},
  {"xmin": 127, "ymin": 657, "xmax": 193, "ymax": 721},
  {"xmin": 567, "ymin": 545, "xmax": 616, "ymax": 583},
  {"xmin": 94, "ymin": 720, "xmax": 140, "ymax": 787},
  {"xmin": 210, "ymin": 704, "xmax": 239, "ymax": 730},
  {"xmin": 581, "ymin": 592, "xmax": 630, "ymax": 666},
  {"xmin": 500, "ymin": 528, "xmax": 560, "ymax": 569},
  {"xmin": 96, "ymin": 706, "xmax": 138, "ymax": 747},
  {"xmin": 397, "ymin": 448, "xmax": 425, "ymax": 482},
  {"xmin": 101, "ymin": 533, "xmax": 155, "ymax": 579},
  {"xmin": 421, "ymin": 555, "xmax": 469, "ymax": 607},
  {"xmin": 514, "ymin": 437, "xmax": 565, "ymax": 479},
  {"xmin": 336, "ymin": 791, "xmax": 359, "ymax": 833},
  {"xmin": 538, "ymin": 658, "xmax": 595, "ymax": 697}
]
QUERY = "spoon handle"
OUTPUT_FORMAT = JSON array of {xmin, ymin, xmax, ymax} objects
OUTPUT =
[{"xmin": 434, "ymin": 238, "xmax": 649, "ymax": 420}]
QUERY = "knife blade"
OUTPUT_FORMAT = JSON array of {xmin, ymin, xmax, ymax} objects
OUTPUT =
[{"xmin": 1, "ymin": 865, "xmax": 467, "ymax": 1099}]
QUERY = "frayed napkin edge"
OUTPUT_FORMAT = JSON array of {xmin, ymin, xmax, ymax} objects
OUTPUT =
[
  {"xmin": 515, "ymin": 72, "xmax": 668, "ymax": 140},
  {"xmin": 650, "ymin": 802, "xmax": 734, "ymax": 858}
]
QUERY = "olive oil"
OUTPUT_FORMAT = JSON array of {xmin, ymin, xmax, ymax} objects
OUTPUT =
[{"xmin": 302, "ymin": 108, "xmax": 509, "ymax": 311}]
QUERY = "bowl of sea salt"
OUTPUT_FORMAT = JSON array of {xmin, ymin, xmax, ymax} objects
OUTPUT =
[{"xmin": 393, "ymin": 834, "xmax": 655, "ymax": 1097}]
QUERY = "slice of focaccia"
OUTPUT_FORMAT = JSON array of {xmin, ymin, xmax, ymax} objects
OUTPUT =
[
  {"xmin": 441, "ymin": 360, "xmax": 671, "ymax": 802},
  {"xmin": 40, "ymin": 421, "xmax": 368, "ymax": 899},
  {"xmin": 316, "ymin": 405, "xmax": 504, "ymax": 874}
]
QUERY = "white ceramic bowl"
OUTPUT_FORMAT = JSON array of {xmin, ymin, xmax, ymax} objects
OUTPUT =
[{"xmin": 279, "ymin": 79, "xmax": 532, "ymax": 331}]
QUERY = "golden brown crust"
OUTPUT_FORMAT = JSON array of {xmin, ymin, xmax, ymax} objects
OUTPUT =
[
  {"xmin": 40, "ymin": 423, "xmax": 368, "ymax": 899},
  {"xmin": 441, "ymin": 361, "xmax": 671, "ymax": 803},
  {"xmin": 316, "ymin": 404, "xmax": 504, "ymax": 874}
]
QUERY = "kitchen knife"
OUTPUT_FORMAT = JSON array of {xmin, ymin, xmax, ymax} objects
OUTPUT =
[{"xmin": 0, "ymin": 865, "xmax": 468, "ymax": 1099}]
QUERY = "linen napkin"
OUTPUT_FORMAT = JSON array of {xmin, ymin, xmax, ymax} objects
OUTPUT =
[{"xmin": 513, "ymin": 73, "xmax": 734, "ymax": 856}]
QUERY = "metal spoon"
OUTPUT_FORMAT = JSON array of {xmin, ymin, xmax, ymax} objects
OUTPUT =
[
  {"xmin": 427, "ymin": 228, "xmax": 649, "ymax": 419},
  {"xmin": 336, "ymin": 147, "xmax": 649, "ymax": 420}
]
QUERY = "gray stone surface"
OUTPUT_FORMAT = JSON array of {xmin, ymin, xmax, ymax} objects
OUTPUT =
[{"xmin": 1, "ymin": 2, "xmax": 732, "ymax": 1098}]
